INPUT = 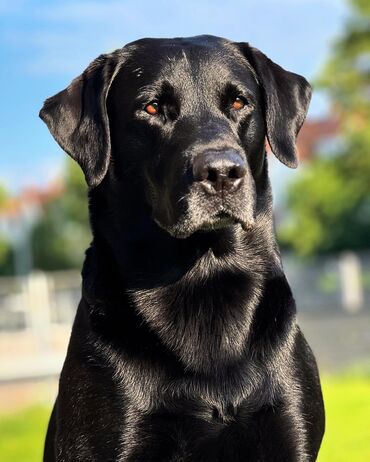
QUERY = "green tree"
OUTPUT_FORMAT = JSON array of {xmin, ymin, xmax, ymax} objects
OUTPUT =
[
  {"xmin": 31, "ymin": 159, "xmax": 91, "ymax": 271},
  {"xmin": 0, "ymin": 237, "xmax": 13, "ymax": 275},
  {"xmin": 0, "ymin": 184, "xmax": 14, "ymax": 275},
  {"xmin": 0, "ymin": 184, "xmax": 8, "ymax": 208},
  {"xmin": 279, "ymin": 0, "xmax": 370, "ymax": 256}
]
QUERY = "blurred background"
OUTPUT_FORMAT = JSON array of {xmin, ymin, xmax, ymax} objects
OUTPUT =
[{"xmin": 0, "ymin": 0, "xmax": 369, "ymax": 460}]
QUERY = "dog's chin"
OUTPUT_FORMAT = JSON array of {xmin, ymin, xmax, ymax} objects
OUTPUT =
[
  {"xmin": 154, "ymin": 212, "xmax": 254, "ymax": 240},
  {"xmin": 197, "ymin": 213, "xmax": 239, "ymax": 232}
]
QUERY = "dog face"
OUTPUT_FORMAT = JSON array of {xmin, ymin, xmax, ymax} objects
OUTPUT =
[{"xmin": 40, "ymin": 35, "xmax": 311, "ymax": 238}]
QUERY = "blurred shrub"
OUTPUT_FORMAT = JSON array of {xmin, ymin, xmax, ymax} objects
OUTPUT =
[
  {"xmin": 280, "ymin": 0, "xmax": 370, "ymax": 256},
  {"xmin": 0, "ymin": 236, "xmax": 13, "ymax": 276},
  {"xmin": 0, "ymin": 184, "xmax": 8, "ymax": 208},
  {"xmin": 0, "ymin": 184, "xmax": 14, "ymax": 275},
  {"xmin": 31, "ymin": 160, "xmax": 91, "ymax": 271}
]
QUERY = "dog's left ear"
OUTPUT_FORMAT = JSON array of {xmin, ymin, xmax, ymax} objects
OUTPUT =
[
  {"xmin": 39, "ymin": 51, "xmax": 122, "ymax": 187},
  {"xmin": 238, "ymin": 44, "xmax": 312, "ymax": 168}
]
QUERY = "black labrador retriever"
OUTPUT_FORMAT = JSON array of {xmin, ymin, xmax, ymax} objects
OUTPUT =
[{"xmin": 40, "ymin": 35, "xmax": 325, "ymax": 461}]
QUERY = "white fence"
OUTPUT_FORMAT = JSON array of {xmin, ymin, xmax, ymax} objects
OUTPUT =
[
  {"xmin": 0, "ymin": 271, "xmax": 80, "ymax": 333},
  {"xmin": 0, "ymin": 271, "xmax": 80, "ymax": 382}
]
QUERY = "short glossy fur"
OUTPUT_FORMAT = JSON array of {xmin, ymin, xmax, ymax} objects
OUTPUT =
[{"xmin": 40, "ymin": 35, "xmax": 325, "ymax": 461}]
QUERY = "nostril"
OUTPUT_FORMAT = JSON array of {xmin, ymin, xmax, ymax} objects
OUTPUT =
[
  {"xmin": 229, "ymin": 165, "xmax": 246, "ymax": 180},
  {"xmin": 207, "ymin": 168, "xmax": 218, "ymax": 183}
]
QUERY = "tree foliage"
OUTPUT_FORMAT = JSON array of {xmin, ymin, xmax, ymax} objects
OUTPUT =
[
  {"xmin": 0, "ymin": 237, "xmax": 13, "ymax": 276},
  {"xmin": 0, "ymin": 184, "xmax": 8, "ymax": 208},
  {"xmin": 31, "ymin": 159, "xmax": 91, "ymax": 271},
  {"xmin": 279, "ymin": 0, "xmax": 370, "ymax": 256},
  {"xmin": 0, "ymin": 184, "xmax": 13, "ymax": 275}
]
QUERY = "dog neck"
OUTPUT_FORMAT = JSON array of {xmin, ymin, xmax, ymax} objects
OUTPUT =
[{"xmin": 82, "ymin": 174, "xmax": 291, "ymax": 373}]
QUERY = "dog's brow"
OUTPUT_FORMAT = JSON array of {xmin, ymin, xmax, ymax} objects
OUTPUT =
[
  {"xmin": 244, "ymin": 61, "xmax": 259, "ymax": 86},
  {"xmin": 136, "ymin": 84, "xmax": 159, "ymax": 101},
  {"xmin": 136, "ymin": 80, "xmax": 175, "ymax": 102},
  {"xmin": 223, "ymin": 80, "xmax": 257, "ymax": 103}
]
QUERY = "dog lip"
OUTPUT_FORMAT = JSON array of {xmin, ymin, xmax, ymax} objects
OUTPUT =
[
  {"xmin": 214, "ymin": 211, "xmax": 236, "ymax": 222},
  {"xmin": 152, "ymin": 208, "xmax": 254, "ymax": 239},
  {"xmin": 214, "ymin": 210, "xmax": 255, "ymax": 232},
  {"xmin": 198, "ymin": 211, "xmax": 238, "ymax": 232}
]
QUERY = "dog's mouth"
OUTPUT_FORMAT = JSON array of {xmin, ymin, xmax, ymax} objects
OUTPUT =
[
  {"xmin": 152, "ymin": 191, "xmax": 255, "ymax": 238},
  {"xmin": 198, "ymin": 211, "xmax": 238, "ymax": 232}
]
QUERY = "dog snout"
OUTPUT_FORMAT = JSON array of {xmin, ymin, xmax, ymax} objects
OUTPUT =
[{"xmin": 193, "ymin": 150, "xmax": 247, "ymax": 195}]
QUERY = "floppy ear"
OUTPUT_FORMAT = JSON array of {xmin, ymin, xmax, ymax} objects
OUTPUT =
[
  {"xmin": 39, "ymin": 52, "xmax": 122, "ymax": 187},
  {"xmin": 239, "ymin": 44, "xmax": 312, "ymax": 168}
]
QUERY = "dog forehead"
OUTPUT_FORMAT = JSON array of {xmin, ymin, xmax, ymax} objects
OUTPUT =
[
  {"xmin": 123, "ymin": 35, "xmax": 257, "ymax": 90},
  {"xmin": 127, "ymin": 34, "xmax": 230, "ymax": 53}
]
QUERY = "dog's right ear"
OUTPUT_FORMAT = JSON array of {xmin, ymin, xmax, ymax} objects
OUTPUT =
[
  {"xmin": 39, "ymin": 52, "xmax": 123, "ymax": 187},
  {"xmin": 237, "ymin": 43, "xmax": 312, "ymax": 169}
]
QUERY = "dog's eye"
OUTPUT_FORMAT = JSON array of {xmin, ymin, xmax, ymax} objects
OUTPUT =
[
  {"xmin": 231, "ymin": 97, "xmax": 247, "ymax": 111},
  {"xmin": 145, "ymin": 101, "xmax": 160, "ymax": 115}
]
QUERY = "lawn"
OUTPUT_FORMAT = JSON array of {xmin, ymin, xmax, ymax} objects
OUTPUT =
[
  {"xmin": 0, "ymin": 371, "xmax": 369, "ymax": 461},
  {"xmin": 0, "ymin": 405, "xmax": 49, "ymax": 462},
  {"xmin": 318, "ymin": 371, "xmax": 370, "ymax": 462}
]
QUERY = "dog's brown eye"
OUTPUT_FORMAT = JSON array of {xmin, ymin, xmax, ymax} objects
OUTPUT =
[
  {"xmin": 231, "ymin": 97, "xmax": 246, "ymax": 111},
  {"xmin": 145, "ymin": 101, "xmax": 160, "ymax": 115}
]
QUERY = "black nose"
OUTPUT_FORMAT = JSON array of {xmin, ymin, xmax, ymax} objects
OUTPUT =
[{"xmin": 193, "ymin": 150, "xmax": 247, "ymax": 194}]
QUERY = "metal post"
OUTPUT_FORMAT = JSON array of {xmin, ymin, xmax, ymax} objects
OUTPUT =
[
  {"xmin": 338, "ymin": 251, "xmax": 364, "ymax": 313},
  {"xmin": 26, "ymin": 271, "xmax": 52, "ymax": 352}
]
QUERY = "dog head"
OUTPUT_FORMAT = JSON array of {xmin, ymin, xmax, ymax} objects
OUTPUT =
[{"xmin": 40, "ymin": 35, "xmax": 311, "ymax": 239}]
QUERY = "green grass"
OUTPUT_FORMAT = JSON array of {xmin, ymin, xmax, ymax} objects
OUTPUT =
[
  {"xmin": 0, "ymin": 370, "xmax": 369, "ymax": 461},
  {"xmin": 318, "ymin": 371, "xmax": 370, "ymax": 462},
  {"xmin": 0, "ymin": 405, "xmax": 50, "ymax": 462}
]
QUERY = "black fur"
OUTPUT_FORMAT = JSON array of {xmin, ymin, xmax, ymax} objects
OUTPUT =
[{"xmin": 40, "ymin": 35, "xmax": 324, "ymax": 461}]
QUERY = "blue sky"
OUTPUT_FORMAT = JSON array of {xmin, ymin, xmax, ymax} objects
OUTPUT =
[{"xmin": 0, "ymin": 0, "xmax": 348, "ymax": 192}]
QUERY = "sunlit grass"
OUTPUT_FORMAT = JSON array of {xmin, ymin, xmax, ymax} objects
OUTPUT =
[
  {"xmin": 318, "ymin": 370, "xmax": 370, "ymax": 462},
  {"xmin": 0, "ymin": 369, "xmax": 369, "ymax": 461},
  {"xmin": 0, "ymin": 405, "xmax": 49, "ymax": 462}
]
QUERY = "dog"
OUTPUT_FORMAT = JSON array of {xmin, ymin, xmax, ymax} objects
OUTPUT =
[{"xmin": 40, "ymin": 35, "xmax": 325, "ymax": 461}]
